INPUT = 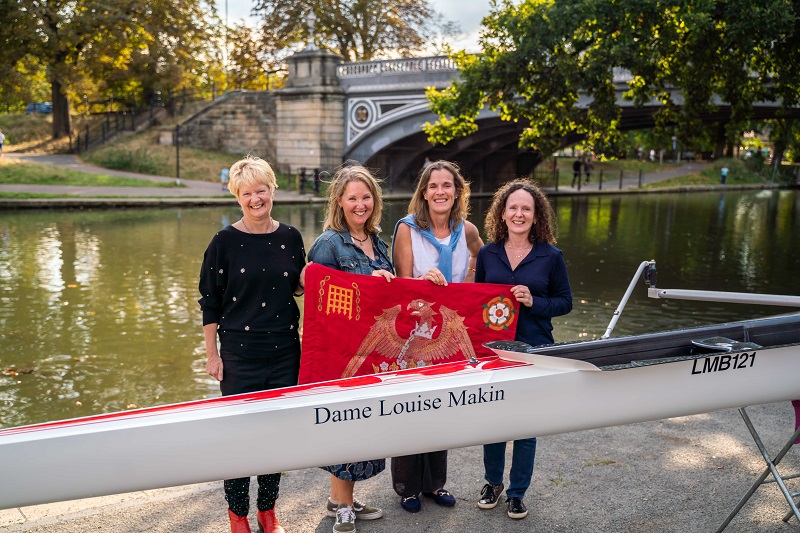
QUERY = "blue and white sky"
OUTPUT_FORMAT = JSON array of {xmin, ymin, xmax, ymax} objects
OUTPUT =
[{"xmin": 217, "ymin": 0, "xmax": 491, "ymax": 52}]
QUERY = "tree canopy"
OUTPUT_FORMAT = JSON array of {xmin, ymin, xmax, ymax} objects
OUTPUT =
[
  {"xmin": 0, "ymin": 0, "xmax": 220, "ymax": 137},
  {"xmin": 251, "ymin": 0, "xmax": 459, "ymax": 62},
  {"xmin": 424, "ymin": 0, "xmax": 800, "ymax": 158}
]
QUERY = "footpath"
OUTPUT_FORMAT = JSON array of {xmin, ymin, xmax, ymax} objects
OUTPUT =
[
  {"xmin": 2, "ymin": 403, "xmax": 798, "ymax": 532},
  {"xmin": 0, "ymin": 155, "xmax": 755, "ymax": 208},
  {"xmin": 1, "ymin": 155, "xmax": 797, "ymax": 532}
]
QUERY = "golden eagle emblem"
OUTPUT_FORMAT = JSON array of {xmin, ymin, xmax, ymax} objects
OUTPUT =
[{"xmin": 340, "ymin": 298, "xmax": 475, "ymax": 378}]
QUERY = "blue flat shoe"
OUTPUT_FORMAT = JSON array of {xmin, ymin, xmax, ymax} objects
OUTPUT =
[
  {"xmin": 423, "ymin": 489, "xmax": 456, "ymax": 507},
  {"xmin": 400, "ymin": 494, "xmax": 421, "ymax": 513}
]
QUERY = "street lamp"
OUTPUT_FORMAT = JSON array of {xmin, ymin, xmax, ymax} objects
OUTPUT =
[{"xmin": 305, "ymin": 11, "xmax": 317, "ymax": 50}]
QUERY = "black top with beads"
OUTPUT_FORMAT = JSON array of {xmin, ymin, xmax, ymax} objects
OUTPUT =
[{"xmin": 199, "ymin": 224, "xmax": 306, "ymax": 355}]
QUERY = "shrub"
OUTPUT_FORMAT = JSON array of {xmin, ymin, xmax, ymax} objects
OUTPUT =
[{"xmin": 90, "ymin": 147, "xmax": 164, "ymax": 175}]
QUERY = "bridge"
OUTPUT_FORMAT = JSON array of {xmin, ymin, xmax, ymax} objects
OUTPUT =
[{"xmin": 180, "ymin": 49, "xmax": 793, "ymax": 189}]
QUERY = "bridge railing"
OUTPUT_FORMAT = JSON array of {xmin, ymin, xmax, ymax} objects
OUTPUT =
[{"xmin": 337, "ymin": 56, "xmax": 458, "ymax": 78}]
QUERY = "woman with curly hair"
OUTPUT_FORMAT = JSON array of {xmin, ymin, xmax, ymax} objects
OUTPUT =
[{"xmin": 474, "ymin": 178, "xmax": 572, "ymax": 521}]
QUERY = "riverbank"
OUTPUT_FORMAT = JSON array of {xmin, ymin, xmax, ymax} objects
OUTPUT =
[
  {"xmin": 2, "ymin": 402, "xmax": 798, "ymax": 532},
  {"xmin": 1, "ymin": 156, "xmax": 788, "ymax": 210}
]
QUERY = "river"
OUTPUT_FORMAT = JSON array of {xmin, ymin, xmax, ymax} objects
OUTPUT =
[{"xmin": 0, "ymin": 189, "xmax": 797, "ymax": 427}]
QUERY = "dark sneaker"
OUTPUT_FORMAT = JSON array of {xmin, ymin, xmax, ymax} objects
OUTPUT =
[
  {"xmin": 333, "ymin": 504, "xmax": 356, "ymax": 533},
  {"xmin": 507, "ymin": 497, "xmax": 528, "ymax": 519},
  {"xmin": 477, "ymin": 483, "xmax": 504, "ymax": 509},
  {"xmin": 400, "ymin": 494, "xmax": 421, "ymax": 513},
  {"xmin": 423, "ymin": 489, "xmax": 456, "ymax": 507},
  {"xmin": 326, "ymin": 498, "xmax": 383, "ymax": 520}
]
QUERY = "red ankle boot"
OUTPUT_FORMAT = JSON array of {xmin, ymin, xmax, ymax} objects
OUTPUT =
[
  {"xmin": 228, "ymin": 509, "xmax": 252, "ymax": 533},
  {"xmin": 256, "ymin": 508, "xmax": 285, "ymax": 533}
]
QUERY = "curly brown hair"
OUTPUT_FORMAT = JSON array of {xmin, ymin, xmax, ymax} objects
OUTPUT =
[
  {"xmin": 322, "ymin": 163, "xmax": 383, "ymax": 235},
  {"xmin": 484, "ymin": 179, "xmax": 557, "ymax": 245},
  {"xmin": 407, "ymin": 160, "xmax": 470, "ymax": 230}
]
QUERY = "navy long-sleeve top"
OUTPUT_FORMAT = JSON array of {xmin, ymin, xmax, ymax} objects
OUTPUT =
[{"xmin": 476, "ymin": 241, "xmax": 572, "ymax": 347}]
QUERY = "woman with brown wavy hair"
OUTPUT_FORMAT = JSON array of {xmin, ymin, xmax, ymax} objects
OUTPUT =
[{"xmin": 475, "ymin": 178, "xmax": 572, "ymax": 521}]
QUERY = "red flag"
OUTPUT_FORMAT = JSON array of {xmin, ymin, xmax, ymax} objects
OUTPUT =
[{"xmin": 299, "ymin": 263, "xmax": 519, "ymax": 384}]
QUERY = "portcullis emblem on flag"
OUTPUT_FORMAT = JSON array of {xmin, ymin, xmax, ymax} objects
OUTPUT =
[{"xmin": 299, "ymin": 264, "xmax": 519, "ymax": 384}]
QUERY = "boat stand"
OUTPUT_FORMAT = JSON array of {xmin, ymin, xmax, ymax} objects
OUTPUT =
[{"xmin": 715, "ymin": 406, "xmax": 800, "ymax": 532}]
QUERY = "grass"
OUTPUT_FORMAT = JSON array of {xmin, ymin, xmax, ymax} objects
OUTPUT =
[
  {"xmin": 545, "ymin": 158, "xmax": 679, "ymax": 185},
  {"xmin": 0, "ymin": 113, "xmax": 54, "ymax": 146},
  {"xmin": 583, "ymin": 458, "xmax": 617, "ymax": 467},
  {"xmin": 82, "ymin": 129, "xmax": 294, "ymax": 187},
  {"xmin": 548, "ymin": 471, "xmax": 577, "ymax": 486},
  {"xmin": 642, "ymin": 158, "xmax": 769, "ymax": 189},
  {"xmin": 0, "ymin": 158, "xmax": 180, "ymax": 187},
  {"xmin": 0, "ymin": 192, "xmax": 64, "ymax": 198}
]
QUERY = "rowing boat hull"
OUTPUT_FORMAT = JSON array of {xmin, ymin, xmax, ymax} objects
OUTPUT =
[{"xmin": 1, "ymin": 317, "xmax": 799, "ymax": 509}]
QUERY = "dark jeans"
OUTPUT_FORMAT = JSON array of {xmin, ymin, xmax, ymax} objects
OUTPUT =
[
  {"xmin": 221, "ymin": 343, "xmax": 300, "ymax": 515},
  {"xmin": 391, "ymin": 451, "xmax": 448, "ymax": 497},
  {"xmin": 483, "ymin": 438, "xmax": 537, "ymax": 499}
]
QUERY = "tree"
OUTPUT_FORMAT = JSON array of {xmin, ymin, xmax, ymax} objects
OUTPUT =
[
  {"xmin": 227, "ymin": 21, "xmax": 285, "ymax": 90},
  {"xmin": 424, "ymin": 0, "xmax": 800, "ymax": 158},
  {"xmin": 0, "ymin": 0, "xmax": 219, "ymax": 138},
  {"xmin": 251, "ymin": 0, "xmax": 458, "ymax": 62}
]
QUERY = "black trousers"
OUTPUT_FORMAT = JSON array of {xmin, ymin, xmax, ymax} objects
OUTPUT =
[
  {"xmin": 220, "ymin": 344, "xmax": 300, "ymax": 516},
  {"xmin": 391, "ymin": 451, "xmax": 448, "ymax": 498}
]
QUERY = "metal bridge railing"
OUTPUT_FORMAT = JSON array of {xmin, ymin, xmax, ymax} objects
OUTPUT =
[{"xmin": 337, "ymin": 56, "xmax": 458, "ymax": 78}]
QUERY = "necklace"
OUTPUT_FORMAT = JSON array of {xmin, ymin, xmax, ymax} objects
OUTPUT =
[
  {"xmin": 351, "ymin": 233, "xmax": 369, "ymax": 246},
  {"xmin": 241, "ymin": 217, "xmax": 274, "ymax": 234},
  {"xmin": 506, "ymin": 243, "xmax": 532, "ymax": 259}
]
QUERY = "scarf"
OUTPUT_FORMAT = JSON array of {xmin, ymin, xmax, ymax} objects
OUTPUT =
[{"xmin": 394, "ymin": 214, "xmax": 464, "ymax": 282}]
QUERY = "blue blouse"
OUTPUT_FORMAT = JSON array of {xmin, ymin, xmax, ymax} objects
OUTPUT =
[
  {"xmin": 476, "ymin": 241, "xmax": 572, "ymax": 347},
  {"xmin": 307, "ymin": 229, "xmax": 393, "ymax": 275}
]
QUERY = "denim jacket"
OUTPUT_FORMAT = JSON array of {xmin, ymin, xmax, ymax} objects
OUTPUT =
[{"xmin": 307, "ymin": 229, "xmax": 393, "ymax": 275}]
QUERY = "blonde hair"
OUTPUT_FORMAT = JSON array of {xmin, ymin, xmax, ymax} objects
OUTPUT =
[
  {"xmin": 323, "ymin": 164, "xmax": 383, "ymax": 234},
  {"xmin": 227, "ymin": 156, "xmax": 278, "ymax": 198},
  {"xmin": 484, "ymin": 179, "xmax": 557, "ymax": 245},
  {"xmin": 407, "ymin": 160, "xmax": 470, "ymax": 230}
]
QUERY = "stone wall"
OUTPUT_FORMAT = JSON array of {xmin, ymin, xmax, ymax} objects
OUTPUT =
[
  {"xmin": 274, "ymin": 89, "xmax": 344, "ymax": 174},
  {"xmin": 177, "ymin": 91, "xmax": 276, "ymax": 162},
  {"xmin": 177, "ymin": 49, "xmax": 346, "ymax": 175}
]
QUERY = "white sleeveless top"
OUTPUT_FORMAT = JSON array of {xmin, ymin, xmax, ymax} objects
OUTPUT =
[{"xmin": 409, "ymin": 227, "xmax": 469, "ymax": 282}]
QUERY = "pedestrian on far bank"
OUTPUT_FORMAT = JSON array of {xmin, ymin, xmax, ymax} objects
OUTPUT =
[
  {"xmin": 571, "ymin": 159, "xmax": 582, "ymax": 187},
  {"xmin": 475, "ymin": 179, "xmax": 573, "ymax": 521},
  {"xmin": 584, "ymin": 160, "xmax": 593, "ymax": 183},
  {"xmin": 720, "ymin": 166, "xmax": 729, "ymax": 184},
  {"xmin": 198, "ymin": 156, "xmax": 306, "ymax": 533},
  {"xmin": 0, "ymin": 129, "xmax": 5, "ymax": 156}
]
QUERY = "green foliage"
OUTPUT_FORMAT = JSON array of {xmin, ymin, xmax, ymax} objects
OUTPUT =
[
  {"xmin": 427, "ymin": 0, "xmax": 800, "ymax": 158},
  {"xmin": 0, "ymin": 0, "xmax": 223, "ymax": 138},
  {"xmin": 84, "ymin": 147, "xmax": 165, "ymax": 175}
]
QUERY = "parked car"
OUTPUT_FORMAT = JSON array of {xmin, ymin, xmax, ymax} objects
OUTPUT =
[{"xmin": 25, "ymin": 102, "xmax": 53, "ymax": 114}]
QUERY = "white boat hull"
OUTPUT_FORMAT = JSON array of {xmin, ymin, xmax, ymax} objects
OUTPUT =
[{"xmin": 1, "ymin": 314, "xmax": 799, "ymax": 510}]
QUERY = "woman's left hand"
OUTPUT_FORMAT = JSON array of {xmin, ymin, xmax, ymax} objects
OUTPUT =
[
  {"xmin": 511, "ymin": 284, "xmax": 534, "ymax": 308},
  {"xmin": 371, "ymin": 269, "xmax": 395, "ymax": 282}
]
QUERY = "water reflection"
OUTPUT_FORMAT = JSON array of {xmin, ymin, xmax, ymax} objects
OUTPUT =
[{"xmin": 0, "ymin": 190, "xmax": 797, "ymax": 427}]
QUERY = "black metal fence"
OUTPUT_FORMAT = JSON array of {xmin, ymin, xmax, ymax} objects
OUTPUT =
[{"xmin": 69, "ymin": 88, "xmax": 221, "ymax": 154}]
